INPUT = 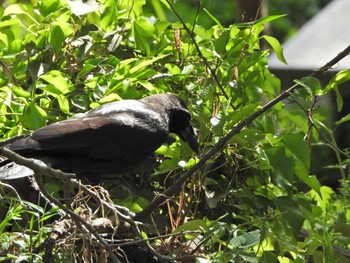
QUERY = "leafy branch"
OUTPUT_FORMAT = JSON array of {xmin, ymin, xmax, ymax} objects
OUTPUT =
[{"xmin": 135, "ymin": 43, "xmax": 350, "ymax": 220}]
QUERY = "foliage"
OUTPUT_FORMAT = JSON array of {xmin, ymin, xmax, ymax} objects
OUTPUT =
[{"xmin": 0, "ymin": 0, "xmax": 350, "ymax": 262}]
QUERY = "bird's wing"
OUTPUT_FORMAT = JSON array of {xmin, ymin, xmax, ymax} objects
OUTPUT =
[{"xmin": 9, "ymin": 103, "xmax": 168, "ymax": 160}]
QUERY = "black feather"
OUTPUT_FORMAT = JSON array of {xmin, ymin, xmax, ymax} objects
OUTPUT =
[{"xmin": 0, "ymin": 93, "xmax": 199, "ymax": 182}]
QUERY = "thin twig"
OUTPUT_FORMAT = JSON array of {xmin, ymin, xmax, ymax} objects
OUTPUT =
[
  {"xmin": 0, "ymin": 135, "xmax": 25, "ymax": 147},
  {"xmin": 0, "ymin": 147, "xmax": 76, "ymax": 181},
  {"xmin": 165, "ymin": 0, "xmax": 235, "ymax": 109},
  {"xmin": 33, "ymin": 173, "xmax": 120, "ymax": 263},
  {"xmin": 289, "ymin": 93, "xmax": 350, "ymax": 159}
]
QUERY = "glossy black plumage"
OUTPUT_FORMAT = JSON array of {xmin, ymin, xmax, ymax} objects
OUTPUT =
[{"xmin": 0, "ymin": 94, "xmax": 199, "ymax": 182}]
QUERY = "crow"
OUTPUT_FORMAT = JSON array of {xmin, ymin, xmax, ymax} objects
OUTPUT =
[{"xmin": 0, "ymin": 93, "xmax": 199, "ymax": 183}]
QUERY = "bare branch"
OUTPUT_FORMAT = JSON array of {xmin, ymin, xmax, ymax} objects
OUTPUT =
[{"xmin": 0, "ymin": 147, "xmax": 76, "ymax": 181}]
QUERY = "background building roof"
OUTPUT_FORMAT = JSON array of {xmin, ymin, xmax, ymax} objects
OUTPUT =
[{"xmin": 269, "ymin": 0, "xmax": 350, "ymax": 71}]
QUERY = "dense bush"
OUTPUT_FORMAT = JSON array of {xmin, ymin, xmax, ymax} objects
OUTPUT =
[{"xmin": 1, "ymin": 0, "xmax": 350, "ymax": 262}]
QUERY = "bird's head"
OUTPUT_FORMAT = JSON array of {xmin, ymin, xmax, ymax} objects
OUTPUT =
[{"xmin": 141, "ymin": 93, "xmax": 199, "ymax": 154}]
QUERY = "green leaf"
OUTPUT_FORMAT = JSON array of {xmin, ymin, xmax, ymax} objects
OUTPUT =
[
  {"xmin": 275, "ymin": 196, "xmax": 304, "ymax": 233},
  {"xmin": 325, "ymin": 69, "xmax": 350, "ymax": 92},
  {"xmin": 57, "ymin": 94, "xmax": 70, "ymax": 114},
  {"xmin": 335, "ymin": 113, "xmax": 350, "ymax": 125},
  {"xmin": 283, "ymin": 133, "xmax": 321, "ymax": 192},
  {"xmin": 0, "ymin": 32, "xmax": 8, "ymax": 49},
  {"xmin": 302, "ymin": 76, "xmax": 321, "ymax": 95},
  {"xmin": 151, "ymin": 0, "xmax": 167, "ymax": 21},
  {"xmin": 334, "ymin": 86, "xmax": 343, "ymax": 112},
  {"xmin": 40, "ymin": 70, "xmax": 73, "ymax": 94},
  {"xmin": 4, "ymin": 4, "xmax": 39, "ymax": 25},
  {"xmin": 21, "ymin": 102, "xmax": 48, "ymax": 130},
  {"xmin": 133, "ymin": 18, "xmax": 156, "ymax": 55},
  {"xmin": 203, "ymin": 8, "xmax": 223, "ymax": 29},
  {"xmin": 294, "ymin": 77, "xmax": 322, "ymax": 99},
  {"xmin": 39, "ymin": 0, "xmax": 60, "ymax": 16},
  {"xmin": 100, "ymin": 3, "xmax": 116, "ymax": 30},
  {"xmin": 12, "ymin": 86, "xmax": 30, "ymax": 98},
  {"xmin": 155, "ymin": 145, "xmax": 180, "ymax": 158},
  {"xmin": 325, "ymin": 69, "xmax": 350, "ymax": 111},
  {"xmin": 230, "ymin": 128, "xmax": 265, "ymax": 144},
  {"xmin": 119, "ymin": 196, "xmax": 150, "ymax": 213},
  {"xmin": 283, "ymin": 133, "xmax": 309, "ymax": 168},
  {"xmin": 262, "ymin": 35, "xmax": 286, "ymax": 64},
  {"xmin": 49, "ymin": 23, "xmax": 65, "ymax": 54},
  {"xmin": 4, "ymin": 4, "xmax": 26, "ymax": 16},
  {"xmin": 98, "ymin": 93, "xmax": 123, "ymax": 104},
  {"xmin": 173, "ymin": 219, "xmax": 208, "ymax": 239},
  {"xmin": 264, "ymin": 145, "xmax": 294, "ymax": 185},
  {"xmin": 229, "ymin": 230, "xmax": 260, "ymax": 248},
  {"xmin": 236, "ymin": 14, "xmax": 287, "ymax": 28},
  {"xmin": 129, "ymin": 55, "xmax": 168, "ymax": 75},
  {"xmin": 138, "ymin": 80, "xmax": 156, "ymax": 91}
]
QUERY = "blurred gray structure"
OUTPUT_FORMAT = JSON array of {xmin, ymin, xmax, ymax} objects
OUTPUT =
[
  {"xmin": 268, "ymin": 0, "xmax": 350, "ymax": 186},
  {"xmin": 268, "ymin": 0, "xmax": 350, "ymax": 85}
]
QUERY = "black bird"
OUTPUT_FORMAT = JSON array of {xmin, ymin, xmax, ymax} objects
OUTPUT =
[{"xmin": 0, "ymin": 93, "xmax": 199, "ymax": 182}]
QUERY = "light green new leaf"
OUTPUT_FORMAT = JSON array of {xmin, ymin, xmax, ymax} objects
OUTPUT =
[
  {"xmin": 138, "ymin": 80, "xmax": 156, "ymax": 91},
  {"xmin": 4, "ymin": 4, "xmax": 26, "ymax": 15},
  {"xmin": 12, "ymin": 86, "xmax": 30, "ymax": 98},
  {"xmin": 0, "ymin": 32, "xmax": 8, "ymax": 49},
  {"xmin": 4, "ymin": 4, "xmax": 39, "ymax": 25},
  {"xmin": 325, "ymin": 69, "xmax": 350, "ymax": 92},
  {"xmin": 40, "ymin": 70, "xmax": 73, "ymax": 94},
  {"xmin": 335, "ymin": 113, "xmax": 350, "ymax": 125},
  {"xmin": 262, "ymin": 35, "xmax": 287, "ymax": 64},
  {"xmin": 21, "ymin": 102, "xmax": 48, "ymax": 130},
  {"xmin": 57, "ymin": 94, "xmax": 70, "ymax": 114},
  {"xmin": 325, "ymin": 69, "xmax": 350, "ymax": 111}
]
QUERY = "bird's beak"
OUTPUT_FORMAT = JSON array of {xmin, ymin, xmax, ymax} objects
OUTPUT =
[{"xmin": 180, "ymin": 125, "xmax": 199, "ymax": 154}]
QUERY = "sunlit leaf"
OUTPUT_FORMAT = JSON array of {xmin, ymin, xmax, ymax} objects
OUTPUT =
[
  {"xmin": 325, "ymin": 69, "xmax": 350, "ymax": 111},
  {"xmin": 67, "ymin": 0, "xmax": 101, "ymax": 16},
  {"xmin": 40, "ymin": 70, "xmax": 73, "ymax": 94},
  {"xmin": 21, "ymin": 102, "xmax": 48, "ymax": 130},
  {"xmin": 262, "ymin": 35, "xmax": 287, "ymax": 64},
  {"xmin": 133, "ymin": 18, "xmax": 156, "ymax": 55}
]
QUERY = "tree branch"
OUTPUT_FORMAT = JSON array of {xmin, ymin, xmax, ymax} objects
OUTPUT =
[{"xmin": 135, "ymin": 43, "xmax": 350, "ymax": 220}]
